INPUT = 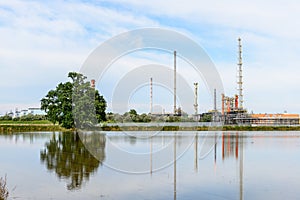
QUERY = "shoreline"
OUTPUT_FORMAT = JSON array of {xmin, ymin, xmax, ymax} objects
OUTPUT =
[
  {"xmin": 1, "ymin": 123, "xmax": 300, "ymax": 132},
  {"xmin": 0, "ymin": 124, "xmax": 68, "ymax": 133}
]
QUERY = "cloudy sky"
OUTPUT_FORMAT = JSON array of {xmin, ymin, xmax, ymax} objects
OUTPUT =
[{"xmin": 0, "ymin": 0, "xmax": 300, "ymax": 115}]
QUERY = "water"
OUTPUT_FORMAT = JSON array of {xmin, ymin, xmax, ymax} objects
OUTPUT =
[{"xmin": 1, "ymin": 131, "xmax": 300, "ymax": 200}]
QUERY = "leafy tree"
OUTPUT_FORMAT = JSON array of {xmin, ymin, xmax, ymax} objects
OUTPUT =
[
  {"xmin": 106, "ymin": 112, "xmax": 115, "ymax": 122},
  {"xmin": 41, "ymin": 72, "xmax": 106, "ymax": 129},
  {"xmin": 128, "ymin": 109, "xmax": 137, "ymax": 116},
  {"xmin": 0, "ymin": 115, "xmax": 12, "ymax": 121},
  {"xmin": 200, "ymin": 113, "xmax": 212, "ymax": 122},
  {"xmin": 138, "ymin": 113, "xmax": 151, "ymax": 122},
  {"xmin": 41, "ymin": 81, "xmax": 73, "ymax": 128},
  {"xmin": 94, "ymin": 90, "xmax": 107, "ymax": 122}
]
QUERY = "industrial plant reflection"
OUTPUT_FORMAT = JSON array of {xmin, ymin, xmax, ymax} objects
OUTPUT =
[
  {"xmin": 40, "ymin": 131, "xmax": 244, "ymax": 197},
  {"xmin": 220, "ymin": 133, "xmax": 244, "ymax": 200},
  {"xmin": 193, "ymin": 132, "xmax": 244, "ymax": 200},
  {"xmin": 40, "ymin": 132, "xmax": 106, "ymax": 190}
]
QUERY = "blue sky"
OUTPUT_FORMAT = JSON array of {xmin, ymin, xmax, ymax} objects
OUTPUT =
[{"xmin": 0, "ymin": 0, "xmax": 300, "ymax": 115}]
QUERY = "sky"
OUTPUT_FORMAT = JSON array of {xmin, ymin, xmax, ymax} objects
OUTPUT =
[{"xmin": 0, "ymin": 0, "xmax": 300, "ymax": 115}]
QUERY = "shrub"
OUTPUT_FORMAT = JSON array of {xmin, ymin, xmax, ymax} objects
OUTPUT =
[{"xmin": 0, "ymin": 175, "xmax": 9, "ymax": 200}]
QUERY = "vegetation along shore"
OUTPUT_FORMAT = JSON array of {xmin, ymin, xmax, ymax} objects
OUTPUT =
[{"xmin": 1, "ymin": 121, "xmax": 300, "ymax": 133}]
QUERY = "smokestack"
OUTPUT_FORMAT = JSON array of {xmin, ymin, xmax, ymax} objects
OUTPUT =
[
  {"xmin": 174, "ymin": 50, "xmax": 177, "ymax": 115},
  {"xmin": 150, "ymin": 77, "xmax": 153, "ymax": 114},
  {"xmin": 214, "ymin": 88, "xmax": 217, "ymax": 111},
  {"xmin": 227, "ymin": 98, "xmax": 231, "ymax": 113},
  {"xmin": 90, "ymin": 79, "xmax": 95, "ymax": 88},
  {"xmin": 221, "ymin": 93, "xmax": 225, "ymax": 115},
  {"xmin": 235, "ymin": 94, "xmax": 239, "ymax": 110},
  {"xmin": 194, "ymin": 83, "xmax": 198, "ymax": 115}
]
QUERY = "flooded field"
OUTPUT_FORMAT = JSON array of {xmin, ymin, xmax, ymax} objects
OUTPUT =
[{"xmin": 1, "ymin": 131, "xmax": 300, "ymax": 200}]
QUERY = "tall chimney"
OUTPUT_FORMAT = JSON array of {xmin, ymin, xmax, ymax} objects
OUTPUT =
[
  {"xmin": 235, "ymin": 94, "xmax": 239, "ymax": 110},
  {"xmin": 194, "ymin": 83, "xmax": 198, "ymax": 115},
  {"xmin": 90, "ymin": 79, "xmax": 95, "ymax": 88},
  {"xmin": 150, "ymin": 77, "xmax": 153, "ymax": 114},
  {"xmin": 221, "ymin": 93, "xmax": 225, "ymax": 115},
  {"xmin": 214, "ymin": 88, "xmax": 217, "ymax": 111},
  {"xmin": 174, "ymin": 50, "xmax": 177, "ymax": 115}
]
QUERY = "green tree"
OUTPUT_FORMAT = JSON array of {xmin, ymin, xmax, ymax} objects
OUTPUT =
[
  {"xmin": 200, "ymin": 113, "xmax": 212, "ymax": 122},
  {"xmin": 41, "ymin": 72, "xmax": 106, "ymax": 129},
  {"xmin": 138, "ymin": 113, "xmax": 151, "ymax": 122},
  {"xmin": 94, "ymin": 90, "xmax": 107, "ymax": 122},
  {"xmin": 128, "ymin": 109, "xmax": 137, "ymax": 116},
  {"xmin": 0, "ymin": 115, "xmax": 12, "ymax": 121}
]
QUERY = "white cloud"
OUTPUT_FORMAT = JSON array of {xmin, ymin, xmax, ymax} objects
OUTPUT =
[
  {"xmin": 0, "ymin": 0, "xmax": 300, "ymax": 113},
  {"xmin": 108, "ymin": 0, "xmax": 300, "ymax": 38},
  {"xmin": 0, "ymin": 0, "xmax": 159, "ymax": 113}
]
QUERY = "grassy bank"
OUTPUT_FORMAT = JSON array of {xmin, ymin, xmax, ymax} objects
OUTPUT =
[
  {"xmin": 2, "ymin": 122, "xmax": 300, "ymax": 133},
  {"xmin": 0, "ymin": 120, "xmax": 52, "ymax": 125},
  {"xmin": 0, "ymin": 123, "xmax": 68, "ymax": 133}
]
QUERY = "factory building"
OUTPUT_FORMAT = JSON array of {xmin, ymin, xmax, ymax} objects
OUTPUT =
[
  {"xmin": 249, "ymin": 114, "xmax": 299, "ymax": 126},
  {"xmin": 147, "ymin": 38, "xmax": 299, "ymax": 126}
]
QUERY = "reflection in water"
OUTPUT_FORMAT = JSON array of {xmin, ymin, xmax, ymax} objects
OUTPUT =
[
  {"xmin": 0, "ymin": 132, "xmax": 54, "ymax": 144},
  {"xmin": 214, "ymin": 133, "xmax": 217, "ymax": 166},
  {"xmin": 2, "ymin": 131, "xmax": 300, "ymax": 199},
  {"xmin": 40, "ymin": 132, "xmax": 106, "ymax": 190},
  {"xmin": 174, "ymin": 133, "xmax": 177, "ymax": 200},
  {"xmin": 150, "ymin": 136, "xmax": 152, "ymax": 175},
  {"xmin": 27, "ymin": 131, "xmax": 244, "ymax": 197},
  {"xmin": 219, "ymin": 133, "xmax": 244, "ymax": 200},
  {"xmin": 194, "ymin": 134, "xmax": 198, "ymax": 172},
  {"xmin": 239, "ymin": 133, "xmax": 244, "ymax": 200},
  {"xmin": 222, "ymin": 133, "xmax": 240, "ymax": 160}
]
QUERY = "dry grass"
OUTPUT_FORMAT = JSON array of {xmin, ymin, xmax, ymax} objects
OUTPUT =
[{"xmin": 0, "ymin": 175, "xmax": 9, "ymax": 200}]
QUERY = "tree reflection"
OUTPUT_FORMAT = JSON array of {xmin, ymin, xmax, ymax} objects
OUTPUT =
[{"xmin": 40, "ymin": 132, "xmax": 105, "ymax": 190}]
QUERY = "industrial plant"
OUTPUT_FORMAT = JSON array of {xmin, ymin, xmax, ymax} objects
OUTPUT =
[
  {"xmin": 2, "ymin": 38, "xmax": 298, "ymax": 126},
  {"xmin": 149, "ymin": 38, "xmax": 300, "ymax": 126}
]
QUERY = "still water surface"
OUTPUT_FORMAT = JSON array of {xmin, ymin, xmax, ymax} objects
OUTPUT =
[{"xmin": 1, "ymin": 131, "xmax": 300, "ymax": 200}]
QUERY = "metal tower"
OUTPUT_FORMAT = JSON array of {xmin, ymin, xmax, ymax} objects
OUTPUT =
[
  {"xmin": 237, "ymin": 38, "xmax": 243, "ymax": 109},
  {"xmin": 194, "ymin": 83, "xmax": 198, "ymax": 115}
]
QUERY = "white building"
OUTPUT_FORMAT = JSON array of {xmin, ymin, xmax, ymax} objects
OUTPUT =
[
  {"xmin": 20, "ymin": 109, "xmax": 28, "ymax": 117},
  {"xmin": 28, "ymin": 108, "xmax": 46, "ymax": 115}
]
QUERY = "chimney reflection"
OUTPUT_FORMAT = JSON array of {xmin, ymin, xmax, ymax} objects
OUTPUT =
[
  {"xmin": 239, "ymin": 133, "xmax": 244, "ymax": 200},
  {"xmin": 235, "ymin": 133, "xmax": 239, "ymax": 159},
  {"xmin": 222, "ymin": 133, "xmax": 240, "ymax": 159},
  {"xmin": 214, "ymin": 132, "xmax": 217, "ymax": 166},
  {"xmin": 194, "ymin": 133, "xmax": 198, "ymax": 172},
  {"xmin": 174, "ymin": 133, "xmax": 177, "ymax": 200},
  {"xmin": 150, "ymin": 136, "xmax": 153, "ymax": 175}
]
